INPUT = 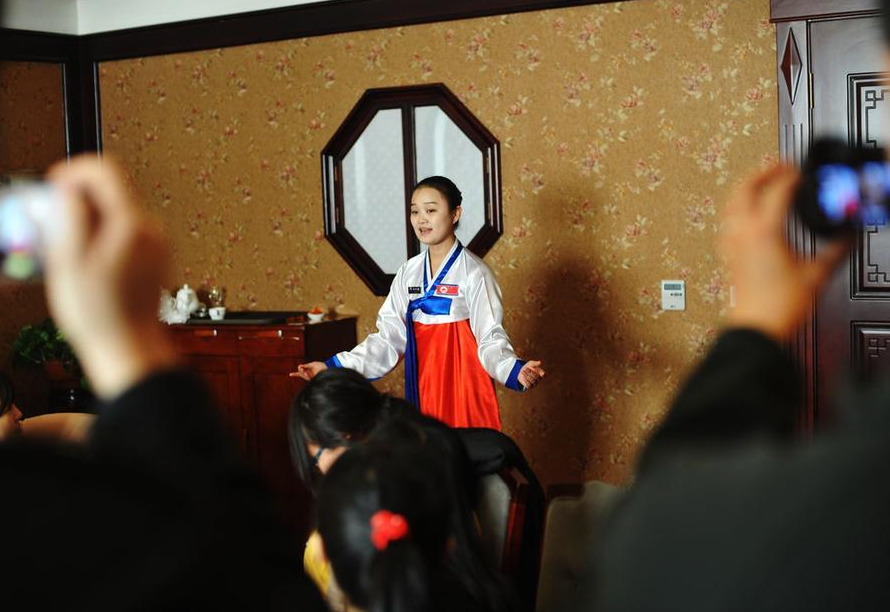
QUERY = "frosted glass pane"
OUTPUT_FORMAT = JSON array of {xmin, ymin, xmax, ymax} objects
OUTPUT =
[
  {"xmin": 342, "ymin": 109, "xmax": 407, "ymax": 274},
  {"xmin": 414, "ymin": 106, "xmax": 485, "ymax": 247}
]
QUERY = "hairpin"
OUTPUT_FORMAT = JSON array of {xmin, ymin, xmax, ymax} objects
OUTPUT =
[{"xmin": 370, "ymin": 509, "xmax": 410, "ymax": 550}]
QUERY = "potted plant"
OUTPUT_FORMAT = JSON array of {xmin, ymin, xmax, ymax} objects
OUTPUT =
[
  {"xmin": 12, "ymin": 318, "xmax": 75, "ymax": 369},
  {"xmin": 12, "ymin": 318, "xmax": 89, "ymax": 409}
]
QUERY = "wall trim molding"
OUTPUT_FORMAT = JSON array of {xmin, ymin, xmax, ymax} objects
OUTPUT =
[
  {"xmin": 0, "ymin": 28, "xmax": 94, "ymax": 153},
  {"xmin": 4, "ymin": 0, "xmax": 643, "ymax": 153},
  {"xmin": 77, "ymin": 0, "xmax": 642, "ymax": 61},
  {"xmin": 770, "ymin": 0, "xmax": 881, "ymax": 23}
]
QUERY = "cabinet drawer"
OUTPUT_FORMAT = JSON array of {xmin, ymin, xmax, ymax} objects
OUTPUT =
[
  {"xmin": 236, "ymin": 329, "xmax": 305, "ymax": 357},
  {"xmin": 170, "ymin": 327, "xmax": 239, "ymax": 355}
]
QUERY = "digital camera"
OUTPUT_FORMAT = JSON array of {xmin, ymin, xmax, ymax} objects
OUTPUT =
[
  {"xmin": 0, "ymin": 182, "xmax": 61, "ymax": 279},
  {"xmin": 795, "ymin": 137, "xmax": 890, "ymax": 238}
]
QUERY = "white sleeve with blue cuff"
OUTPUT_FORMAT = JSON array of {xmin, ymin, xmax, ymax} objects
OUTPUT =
[
  {"xmin": 464, "ymin": 258, "xmax": 526, "ymax": 392},
  {"xmin": 325, "ymin": 266, "xmax": 408, "ymax": 380}
]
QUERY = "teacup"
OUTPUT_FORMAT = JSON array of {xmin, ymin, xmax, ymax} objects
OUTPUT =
[{"xmin": 209, "ymin": 306, "xmax": 226, "ymax": 321}]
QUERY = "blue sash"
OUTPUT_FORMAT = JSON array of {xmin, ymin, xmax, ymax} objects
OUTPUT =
[{"xmin": 404, "ymin": 242, "xmax": 463, "ymax": 409}]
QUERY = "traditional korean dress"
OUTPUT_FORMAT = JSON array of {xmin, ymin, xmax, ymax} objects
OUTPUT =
[{"xmin": 325, "ymin": 240, "xmax": 526, "ymax": 429}]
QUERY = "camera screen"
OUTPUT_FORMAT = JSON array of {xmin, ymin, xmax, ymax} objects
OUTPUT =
[
  {"xmin": 0, "ymin": 184, "xmax": 56, "ymax": 279},
  {"xmin": 817, "ymin": 162, "xmax": 890, "ymax": 226}
]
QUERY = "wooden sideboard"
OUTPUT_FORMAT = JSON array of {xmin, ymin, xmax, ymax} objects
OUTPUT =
[{"xmin": 168, "ymin": 314, "xmax": 357, "ymax": 538}]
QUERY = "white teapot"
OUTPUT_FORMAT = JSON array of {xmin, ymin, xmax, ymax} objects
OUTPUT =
[{"xmin": 175, "ymin": 284, "xmax": 199, "ymax": 316}]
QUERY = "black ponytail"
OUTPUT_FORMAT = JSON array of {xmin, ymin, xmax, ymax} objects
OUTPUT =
[
  {"xmin": 368, "ymin": 540, "xmax": 431, "ymax": 612},
  {"xmin": 317, "ymin": 441, "xmax": 453, "ymax": 612},
  {"xmin": 368, "ymin": 413, "xmax": 518, "ymax": 612}
]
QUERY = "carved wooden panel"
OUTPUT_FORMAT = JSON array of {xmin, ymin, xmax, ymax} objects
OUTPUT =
[
  {"xmin": 777, "ymin": 20, "xmax": 815, "ymax": 429},
  {"xmin": 778, "ymin": 22, "xmax": 810, "ymax": 168},
  {"xmin": 780, "ymin": 28, "xmax": 804, "ymax": 105},
  {"xmin": 853, "ymin": 324, "xmax": 890, "ymax": 377},
  {"xmin": 859, "ymin": 222, "xmax": 890, "ymax": 293},
  {"xmin": 849, "ymin": 73, "xmax": 888, "ymax": 148},
  {"xmin": 850, "ymin": 73, "xmax": 890, "ymax": 297}
]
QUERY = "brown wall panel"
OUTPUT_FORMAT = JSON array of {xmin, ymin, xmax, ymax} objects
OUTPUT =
[
  {"xmin": 90, "ymin": 0, "xmax": 777, "ymax": 487},
  {"xmin": 0, "ymin": 61, "xmax": 66, "ymax": 414}
]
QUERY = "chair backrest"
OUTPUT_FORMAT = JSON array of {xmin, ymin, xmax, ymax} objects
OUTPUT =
[
  {"xmin": 535, "ymin": 480, "xmax": 624, "ymax": 612},
  {"xmin": 465, "ymin": 428, "xmax": 544, "ymax": 612},
  {"xmin": 475, "ymin": 467, "xmax": 529, "ymax": 573}
]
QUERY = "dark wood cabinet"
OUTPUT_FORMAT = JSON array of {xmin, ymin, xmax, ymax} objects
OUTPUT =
[{"xmin": 168, "ymin": 315, "xmax": 357, "ymax": 538}]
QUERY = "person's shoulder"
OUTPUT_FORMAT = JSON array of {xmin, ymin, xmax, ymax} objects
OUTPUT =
[
  {"xmin": 391, "ymin": 252, "xmax": 424, "ymax": 282},
  {"xmin": 407, "ymin": 250, "xmax": 426, "ymax": 265},
  {"xmin": 402, "ymin": 251, "xmax": 426, "ymax": 272},
  {"xmin": 460, "ymin": 248, "xmax": 497, "ymax": 283}
]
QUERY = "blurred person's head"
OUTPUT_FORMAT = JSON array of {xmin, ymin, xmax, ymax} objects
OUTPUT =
[
  {"xmin": 317, "ymin": 440, "xmax": 457, "ymax": 612},
  {"xmin": 0, "ymin": 371, "xmax": 23, "ymax": 439},
  {"xmin": 288, "ymin": 367, "xmax": 402, "ymax": 486}
]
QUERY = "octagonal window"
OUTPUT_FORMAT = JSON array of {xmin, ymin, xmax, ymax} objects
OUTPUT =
[{"xmin": 322, "ymin": 84, "xmax": 502, "ymax": 295}]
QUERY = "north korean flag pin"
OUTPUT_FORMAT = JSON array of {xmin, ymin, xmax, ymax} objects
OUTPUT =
[{"xmin": 437, "ymin": 284, "xmax": 459, "ymax": 296}]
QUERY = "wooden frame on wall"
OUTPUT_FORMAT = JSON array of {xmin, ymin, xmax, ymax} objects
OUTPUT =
[
  {"xmin": 0, "ymin": 28, "xmax": 97, "ymax": 155},
  {"xmin": 322, "ymin": 83, "xmax": 503, "ymax": 295}
]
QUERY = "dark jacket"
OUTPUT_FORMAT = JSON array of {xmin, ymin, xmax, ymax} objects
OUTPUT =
[
  {"xmin": 3, "ymin": 369, "xmax": 328, "ymax": 612},
  {"xmin": 596, "ymin": 329, "xmax": 890, "ymax": 611}
]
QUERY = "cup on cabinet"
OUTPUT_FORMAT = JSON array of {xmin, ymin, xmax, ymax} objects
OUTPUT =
[{"xmin": 209, "ymin": 306, "xmax": 226, "ymax": 321}]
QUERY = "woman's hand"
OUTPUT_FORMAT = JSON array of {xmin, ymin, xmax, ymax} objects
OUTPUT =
[
  {"xmin": 518, "ymin": 360, "xmax": 545, "ymax": 390},
  {"xmin": 289, "ymin": 361, "xmax": 328, "ymax": 381}
]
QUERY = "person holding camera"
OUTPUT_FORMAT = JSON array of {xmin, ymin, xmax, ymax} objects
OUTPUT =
[
  {"xmin": 593, "ymin": 137, "xmax": 890, "ymax": 608},
  {"xmin": 1, "ymin": 156, "xmax": 327, "ymax": 610}
]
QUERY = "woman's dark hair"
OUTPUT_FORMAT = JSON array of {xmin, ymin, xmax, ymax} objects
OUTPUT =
[
  {"xmin": 368, "ymin": 412, "xmax": 517, "ymax": 612},
  {"xmin": 317, "ymin": 440, "xmax": 462, "ymax": 612},
  {"xmin": 0, "ymin": 372, "xmax": 16, "ymax": 416},
  {"xmin": 288, "ymin": 367, "xmax": 401, "ymax": 488},
  {"xmin": 414, "ymin": 176, "xmax": 463, "ymax": 212}
]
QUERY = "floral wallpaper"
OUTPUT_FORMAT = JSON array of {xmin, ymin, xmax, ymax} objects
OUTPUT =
[
  {"xmin": 96, "ymin": 0, "xmax": 777, "ymax": 487},
  {"xmin": 0, "ymin": 61, "xmax": 66, "ymax": 412},
  {"xmin": 0, "ymin": 61, "xmax": 66, "ymax": 175}
]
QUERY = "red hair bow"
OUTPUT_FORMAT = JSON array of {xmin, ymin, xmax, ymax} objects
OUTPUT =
[{"xmin": 370, "ymin": 510, "xmax": 410, "ymax": 550}]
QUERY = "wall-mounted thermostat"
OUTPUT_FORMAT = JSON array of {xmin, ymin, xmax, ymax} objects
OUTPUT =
[{"xmin": 661, "ymin": 280, "xmax": 685, "ymax": 311}]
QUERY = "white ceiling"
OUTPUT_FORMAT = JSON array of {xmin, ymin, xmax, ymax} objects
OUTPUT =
[{"xmin": 2, "ymin": 0, "xmax": 333, "ymax": 35}]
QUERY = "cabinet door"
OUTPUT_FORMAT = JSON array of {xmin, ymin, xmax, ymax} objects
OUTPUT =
[
  {"xmin": 237, "ymin": 334, "xmax": 309, "ymax": 537},
  {"xmin": 179, "ymin": 353, "xmax": 245, "ymax": 453}
]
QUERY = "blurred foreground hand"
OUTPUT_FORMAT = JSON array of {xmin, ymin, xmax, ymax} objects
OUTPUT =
[
  {"xmin": 721, "ymin": 164, "xmax": 848, "ymax": 342},
  {"xmin": 45, "ymin": 155, "xmax": 176, "ymax": 399}
]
